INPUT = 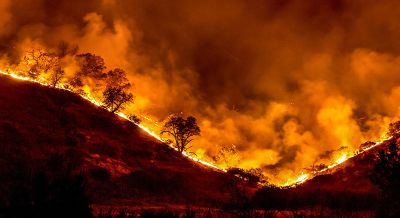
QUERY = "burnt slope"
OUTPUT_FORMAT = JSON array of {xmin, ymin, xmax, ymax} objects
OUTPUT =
[{"xmin": 0, "ymin": 75, "xmax": 250, "ymax": 208}]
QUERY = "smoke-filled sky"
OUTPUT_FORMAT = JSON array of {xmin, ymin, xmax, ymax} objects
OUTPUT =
[{"xmin": 2, "ymin": 0, "xmax": 400, "ymax": 184}]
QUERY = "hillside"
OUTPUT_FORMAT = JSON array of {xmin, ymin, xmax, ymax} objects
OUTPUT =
[
  {"xmin": 0, "ymin": 74, "xmax": 253, "ymax": 211},
  {"xmin": 297, "ymin": 139, "xmax": 394, "ymax": 194},
  {"xmin": 251, "ymin": 135, "xmax": 398, "ymax": 213}
]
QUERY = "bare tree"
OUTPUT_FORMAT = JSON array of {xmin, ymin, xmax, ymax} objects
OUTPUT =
[
  {"xmin": 102, "ymin": 87, "xmax": 134, "ymax": 113},
  {"xmin": 49, "ymin": 67, "xmax": 65, "ymax": 87},
  {"xmin": 160, "ymin": 115, "xmax": 201, "ymax": 153},
  {"xmin": 101, "ymin": 68, "xmax": 134, "ymax": 113}
]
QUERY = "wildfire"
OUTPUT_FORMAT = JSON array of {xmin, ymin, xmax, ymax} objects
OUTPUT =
[
  {"xmin": 285, "ymin": 135, "xmax": 392, "ymax": 187},
  {"xmin": 0, "ymin": 68, "xmax": 224, "ymax": 172},
  {"xmin": 0, "ymin": 67, "xmax": 394, "ymax": 187},
  {"xmin": 283, "ymin": 173, "xmax": 310, "ymax": 187}
]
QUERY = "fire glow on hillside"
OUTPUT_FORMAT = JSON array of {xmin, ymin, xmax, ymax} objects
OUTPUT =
[
  {"xmin": 0, "ymin": 68, "xmax": 393, "ymax": 187},
  {"xmin": 284, "ymin": 135, "xmax": 391, "ymax": 187},
  {"xmin": 0, "ymin": 69, "xmax": 225, "ymax": 173}
]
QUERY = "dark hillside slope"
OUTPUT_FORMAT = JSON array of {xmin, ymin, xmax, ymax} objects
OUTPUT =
[
  {"xmin": 297, "ymin": 139, "xmax": 395, "ymax": 194},
  {"xmin": 0, "ymin": 75, "xmax": 250, "ymax": 209},
  {"xmin": 252, "ymin": 138, "xmax": 398, "ymax": 211}
]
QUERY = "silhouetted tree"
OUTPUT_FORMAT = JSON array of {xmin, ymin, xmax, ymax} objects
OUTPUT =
[
  {"xmin": 69, "ymin": 53, "xmax": 106, "ymax": 92},
  {"xmin": 75, "ymin": 53, "xmax": 106, "ymax": 79},
  {"xmin": 102, "ymin": 87, "xmax": 134, "ymax": 113},
  {"xmin": 160, "ymin": 116, "xmax": 200, "ymax": 153},
  {"xmin": 49, "ymin": 67, "xmax": 65, "ymax": 87},
  {"xmin": 370, "ymin": 140, "xmax": 400, "ymax": 217},
  {"xmin": 69, "ymin": 75, "xmax": 84, "ymax": 90}
]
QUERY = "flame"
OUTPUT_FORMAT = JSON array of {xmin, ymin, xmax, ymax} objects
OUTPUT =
[
  {"xmin": 284, "ymin": 136, "xmax": 392, "ymax": 187},
  {"xmin": 283, "ymin": 173, "xmax": 310, "ymax": 187},
  {"xmin": 0, "ymin": 68, "xmax": 224, "ymax": 172},
  {"xmin": 335, "ymin": 153, "xmax": 347, "ymax": 165}
]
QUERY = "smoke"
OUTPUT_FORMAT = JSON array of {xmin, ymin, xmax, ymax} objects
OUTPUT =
[
  {"xmin": 0, "ymin": 0, "xmax": 11, "ymax": 37},
  {"xmin": 2, "ymin": 0, "xmax": 400, "ymax": 184}
]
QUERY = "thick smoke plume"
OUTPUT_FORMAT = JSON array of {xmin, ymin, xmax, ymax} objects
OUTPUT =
[{"xmin": 2, "ymin": 0, "xmax": 400, "ymax": 184}]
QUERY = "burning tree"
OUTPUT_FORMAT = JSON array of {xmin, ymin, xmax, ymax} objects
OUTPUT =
[
  {"xmin": 49, "ymin": 67, "xmax": 65, "ymax": 87},
  {"xmin": 22, "ymin": 49, "xmax": 59, "ymax": 79},
  {"xmin": 105, "ymin": 68, "xmax": 131, "ymax": 89},
  {"xmin": 102, "ymin": 87, "xmax": 134, "ymax": 113},
  {"xmin": 70, "ymin": 53, "xmax": 106, "ymax": 91},
  {"xmin": 75, "ymin": 53, "xmax": 106, "ymax": 79},
  {"xmin": 102, "ymin": 68, "xmax": 134, "ymax": 113},
  {"xmin": 160, "ymin": 115, "xmax": 201, "ymax": 153}
]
